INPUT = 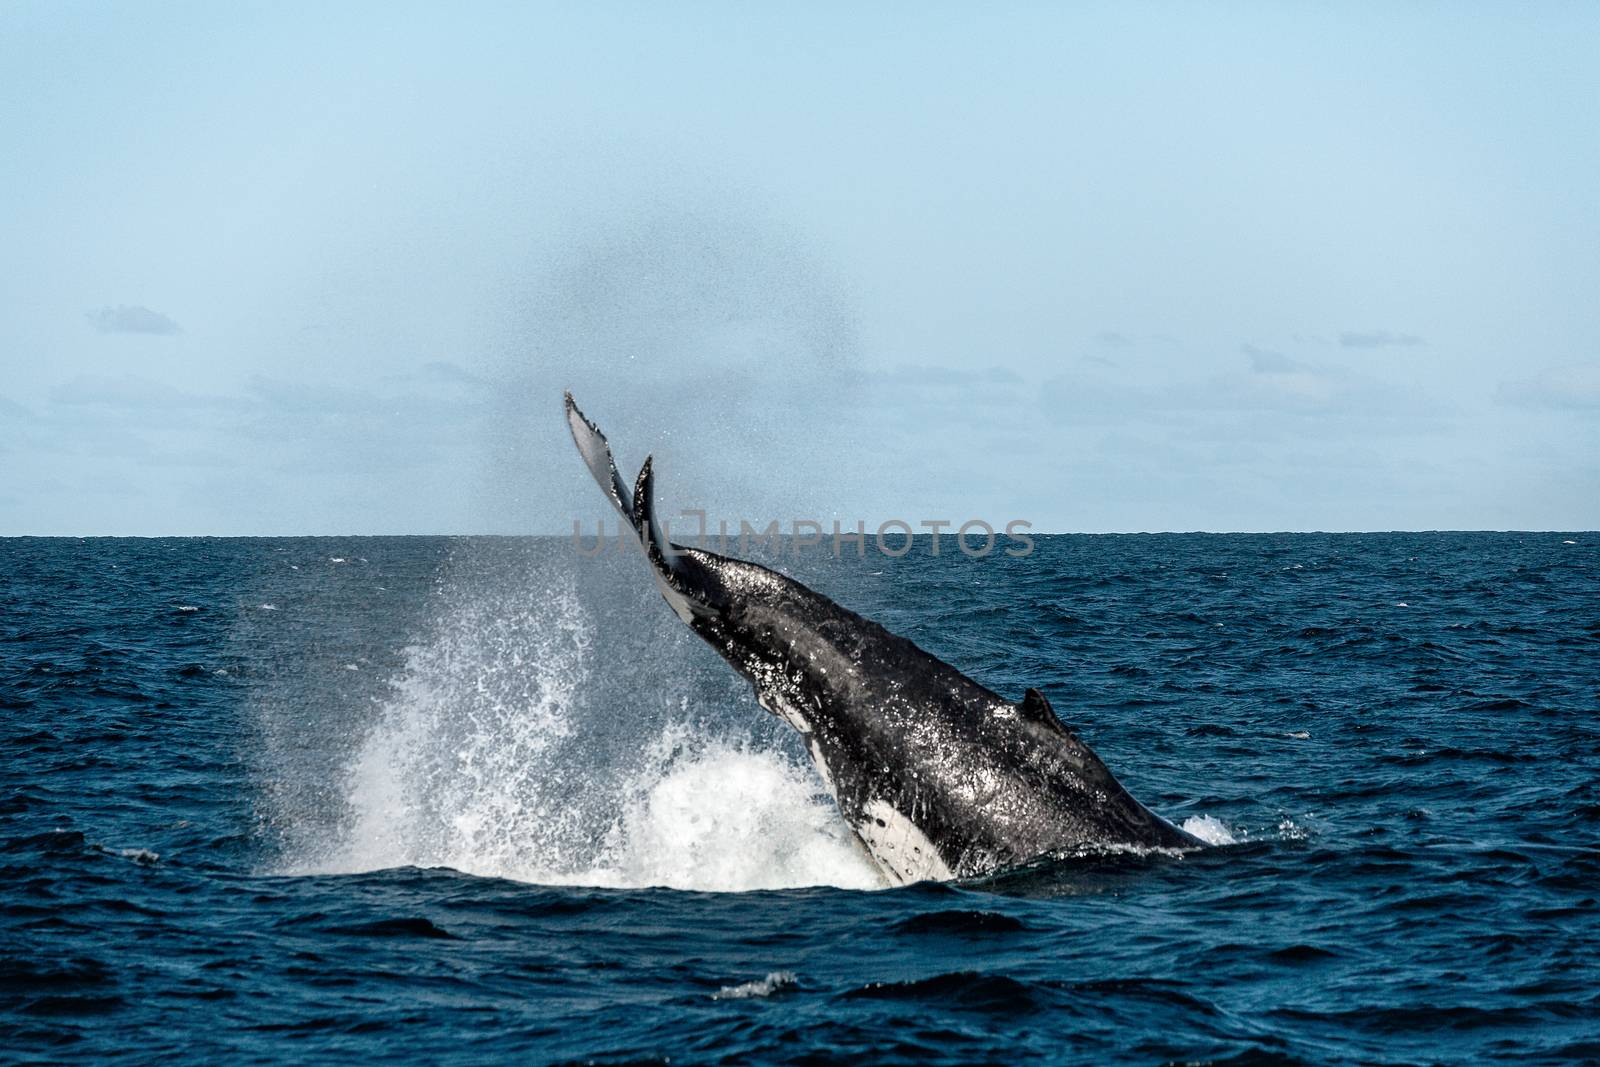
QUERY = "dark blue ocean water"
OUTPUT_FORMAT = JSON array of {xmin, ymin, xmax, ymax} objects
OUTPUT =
[{"xmin": 2, "ymin": 533, "xmax": 1596, "ymax": 1065}]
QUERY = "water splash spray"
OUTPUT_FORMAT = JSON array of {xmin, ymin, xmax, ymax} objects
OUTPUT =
[{"xmin": 290, "ymin": 549, "xmax": 883, "ymax": 891}]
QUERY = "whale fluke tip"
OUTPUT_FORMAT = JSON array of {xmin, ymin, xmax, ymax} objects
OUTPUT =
[{"xmin": 565, "ymin": 393, "xmax": 636, "ymax": 527}]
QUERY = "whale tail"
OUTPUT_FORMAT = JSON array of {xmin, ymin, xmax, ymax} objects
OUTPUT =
[
  {"xmin": 564, "ymin": 393, "xmax": 716, "ymax": 622},
  {"xmin": 565, "ymin": 391, "xmax": 637, "ymax": 529}
]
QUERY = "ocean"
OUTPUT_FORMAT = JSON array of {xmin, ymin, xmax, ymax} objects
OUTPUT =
[{"xmin": 2, "ymin": 533, "xmax": 1595, "ymax": 1064}]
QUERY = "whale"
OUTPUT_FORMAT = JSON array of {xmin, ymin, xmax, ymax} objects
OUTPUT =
[{"xmin": 564, "ymin": 394, "xmax": 1202, "ymax": 883}]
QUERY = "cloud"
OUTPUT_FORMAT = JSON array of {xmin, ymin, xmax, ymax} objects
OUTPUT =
[
  {"xmin": 1495, "ymin": 364, "xmax": 1600, "ymax": 412},
  {"xmin": 233, "ymin": 366, "xmax": 497, "ymax": 473},
  {"xmin": 0, "ymin": 394, "xmax": 36, "ymax": 421},
  {"xmin": 85, "ymin": 305, "xmax": 182, "ymax": 335},
  {"xmin": 1088, "ymin": 331, "xmax": 1180, "ymax": 354},
  {"xmin": 13, "ymin": 363, "xmax": 507, "ymax": 533},
  {"xmin": 414, "ymin": 361, "xmax": 490, "ymax": 388},
  {"xmin": 871, "ymin": 364, "xmax": 1023, "ymax": 389},
  {"xmin": 50, "ymin": 375, "xmax": 240, "ymax": 410},
  {"xmin": 47, "ymin": 362, "xmax": 492, "ymax": 420},
  {"xmin": 1041, "ymin": 345, "xmax": 1439, "ymax": 426},
  {"xmin": 42, "ymin": 365, "xmax": 496, "ymax": 477},
  {"xmin": 1208, "ymin": 346, "xmax": 1397, "ymax": 414},
  {"xmin": 1242, "ymin": 343, "xmax": 1299, "ymax": 373},
  {"xmin": 831, "ymin": 364, "xmax": 1027, "ymax": 426},
  {"xmin": 1338, "ymin": 330, "xmax": 1425, "ymax": 349}
]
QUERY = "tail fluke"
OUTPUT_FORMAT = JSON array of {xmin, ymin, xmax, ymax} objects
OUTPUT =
[
  {"xmin": 565, "ymin": 393, "xmax": 717, "ymax": 624},
  {"xmin": 632, "ymin": 455, "xmax": 680, "ymax": 572},
  {"xmin": 565, "ymin": 392, "xmax": 637, "ymax": 529},
  {"xmin": 563, "ymin": 393, "xmax": 675, "ymax": 563}
]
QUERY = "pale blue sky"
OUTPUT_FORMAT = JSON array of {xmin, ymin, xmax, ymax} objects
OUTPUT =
[{"xmin": 2, "ymin": 4, "xmax": 1596, "ymax": 534}]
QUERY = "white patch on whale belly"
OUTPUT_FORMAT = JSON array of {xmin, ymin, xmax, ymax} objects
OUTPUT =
[
  {"xmin": 757, "ymin": 691, "xmax": 811, "ymax": 735},
  {"xmin": 755, "ymin": 691, "xmax": 946, "ymax": 884},
  {"xmin": 758, "ymin": 692, "xmax": 840, "ymax": 799},
  {"xmin": 804, "ymin": 737, "xmax": 838, "ymax": 801},
  {"xmin": 854, "ymin": 799, "xmax": 954, "ymax": 886}
]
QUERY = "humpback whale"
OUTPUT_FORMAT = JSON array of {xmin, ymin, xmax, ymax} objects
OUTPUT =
[{"xmin": 565, "ymin": 394, "xmax": 1202, "ymax": 883}]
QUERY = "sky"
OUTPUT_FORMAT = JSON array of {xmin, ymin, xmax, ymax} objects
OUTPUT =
[{"xmin": 2, "ymin": 3, "xmax": 1597, "ymax": 535}]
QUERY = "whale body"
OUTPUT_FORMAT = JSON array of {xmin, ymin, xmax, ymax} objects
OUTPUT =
[{"xmin": 565, "ymin": 394, "xmax": 1202, "ymax": 883}]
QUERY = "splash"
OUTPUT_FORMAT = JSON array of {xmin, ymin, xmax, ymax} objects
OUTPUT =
[
  {"xmin": 294, "ymin": 564, "xmax": 883, "ymax": 892},
  {"xmin": 1181, "ymin": 814, "xmax": 1238, "ymax": 846},
  {"xmin": 317, "ymin": 575, "xmax": 591, "ymax": 879},
  {"xmin": 590, "ymin": 727, "xmax": 881, "ymax": 892}
]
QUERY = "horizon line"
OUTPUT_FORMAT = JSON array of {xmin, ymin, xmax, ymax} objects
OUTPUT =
[{"xmin": 1, "ymin": 529, "xmax": 1593, "ymax": 539}]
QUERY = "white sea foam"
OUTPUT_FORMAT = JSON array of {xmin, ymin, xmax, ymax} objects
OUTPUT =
[
  {"xmin": 295, "ymin": 569, "xmax": 883, "ymax": 893},
  {"xmin": 1182, "ymin": 814, "xmax": 1238, "ymax": 846},
  {"xmin": 589, "ymin": 729, "xmax": 881, "ymax": 892},
  {"xmin": 713, "ymin": 971, "xmax": 798, "ymax": 1000},
  {"xmin": 93, "ymin": 843, "xmax": 160, "ymax": 865}
]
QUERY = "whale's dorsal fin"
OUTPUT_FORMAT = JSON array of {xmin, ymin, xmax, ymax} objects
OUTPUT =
[
  {"xmin": 565, "ymin": 392, "xmax": 636, "ymax": 528},
  {"xmin": 1018, "ymin": 687, "xmax": 1072, "ymax": 736}
]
